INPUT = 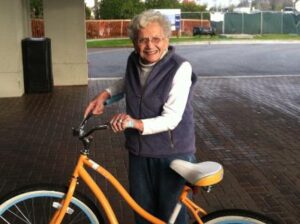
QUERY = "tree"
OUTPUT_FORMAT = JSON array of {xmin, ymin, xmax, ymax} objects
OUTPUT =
[
  {"xmin": 85, "ymin": 4, "xmax": 92, "ymax": 19},
  {"xmin": 30, "ymin": 0, "xmax": 43, "ymax": 18},
  {"xmin": 99, "ymin": 0, "xmax": 124, "ymax": 19},
  {"xmin": 237, "ymin": 0, "xmax": 251, "ymax": 7},
  {"xmin": 227, "ymin": 4, "xmax": 237, "ymax": 12},
  {"xmin": 251, "ymin": 0, "xmax": 271, "ymax": 10},
  {"xmin": 99, "ymin": 0, "xmax": 145, "ymax": 19},
  {"xmin": 179, "ymin": 2, "xmax": 207, "ymax": 12},
  {"xmin": 180, "ymin": 2, "xmax": 208, "ymax": 19},
  {"xmin": 121, "ymin": 0, "xmax": 146, "ymax": 19},
  {"xmin": 94, "ymin": 0, "xmax": 102, "ymax": 19},
  {"xmin": 145, "ymin": 0, "xmax": 180, "ymax": 9},
  {"xmin": 269, "ymin": 0, "xmax": 294, "ymax": 10},
  {"xmin": 246, "ymin": 0, "xmax": 295, "ymax": 11}
]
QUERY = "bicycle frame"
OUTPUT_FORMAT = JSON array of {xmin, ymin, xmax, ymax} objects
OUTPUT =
[{"xmin": 50, "ymin": 153, "xmax": 208, "ymax": 224}]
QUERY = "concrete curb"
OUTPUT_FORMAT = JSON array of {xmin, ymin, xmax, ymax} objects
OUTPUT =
[{"xmin": 173, "ymin": 40, "xmax": 300, "ymax": 45}]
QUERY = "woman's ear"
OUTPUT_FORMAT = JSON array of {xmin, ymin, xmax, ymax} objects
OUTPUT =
[{"xmin": 133, "ymin": 42, "xmax": 139, "ymax": 54}]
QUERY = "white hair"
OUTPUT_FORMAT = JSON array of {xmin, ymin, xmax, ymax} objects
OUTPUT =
[{"xmin": 128, "ymin": 10, "xmax": 172, "ymax": 42}]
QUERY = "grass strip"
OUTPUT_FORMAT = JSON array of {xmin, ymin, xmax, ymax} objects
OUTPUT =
[{"xmin": 86, "ymin": 34, "xmax": 300, "ymax": 48}]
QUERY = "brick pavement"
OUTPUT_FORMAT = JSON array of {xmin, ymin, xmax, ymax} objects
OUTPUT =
[{"xmin": 0, "ymin": 76, "xmax": 299, "ymax": 223}]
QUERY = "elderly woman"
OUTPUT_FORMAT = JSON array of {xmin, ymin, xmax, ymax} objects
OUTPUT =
[{"xmin": 85, "ymin": 10, "xmax": 197, "ymax": 224}]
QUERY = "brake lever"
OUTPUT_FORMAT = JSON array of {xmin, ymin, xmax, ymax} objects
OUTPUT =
[
  {"xmin": 79, "ymin": 112, "xmax": 93, "ymax": 128},
  {"xmin": 72, "ymin": 112, "xmax": 93, "ymax": 137},
  {"xmin": 76, "ymin": 93, "xmax": 123, "ymax": 133}
]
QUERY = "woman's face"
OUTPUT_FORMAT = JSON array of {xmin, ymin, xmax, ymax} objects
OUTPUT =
[{"xmin": 135, "ymin": 22, "xmax": 169, "ymax": 64}]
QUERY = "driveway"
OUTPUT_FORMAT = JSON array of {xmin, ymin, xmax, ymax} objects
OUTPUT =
[{"xmin": 88, "ymin": 43, "xmax": 300, "ymax": 78}]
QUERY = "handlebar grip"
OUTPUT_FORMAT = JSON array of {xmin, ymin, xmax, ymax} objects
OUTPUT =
[{"xmin": 104, "ymin": 93, "xmax": 124, "ymax": 106}]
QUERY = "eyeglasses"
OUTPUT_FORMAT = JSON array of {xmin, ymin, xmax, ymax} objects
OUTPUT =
[{"xmin": 137, "ymin": 36, "xmax": 165, "ymax": 45}]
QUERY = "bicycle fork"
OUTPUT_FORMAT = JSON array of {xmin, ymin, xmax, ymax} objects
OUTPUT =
[{"xmin": 49, "ymin": 158, "xmax": 83, "ymax": 224}]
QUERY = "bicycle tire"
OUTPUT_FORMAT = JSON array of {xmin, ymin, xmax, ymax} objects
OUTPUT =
[
  {"xmin": 0, "ymin": 184, "xmax": 105, "ymax": 224},
  {"xmin": 196, "ymin": 209, "xmax": 278, "ymax": 224}
]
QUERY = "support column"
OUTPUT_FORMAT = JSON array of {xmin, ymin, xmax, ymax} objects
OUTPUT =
[
  {"xmin": 0, "ymin": 0, "xmax": 31, "ymax": 97},
  {"xmin": 43, "ymin": 0, "xmax": 88, "ymax": 86}
]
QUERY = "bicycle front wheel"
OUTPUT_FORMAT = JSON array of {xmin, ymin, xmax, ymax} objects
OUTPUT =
[
  {"xmin": 200, "ymin": 209, "xmax": 277, "ymax": 224},
  {"xmin": 0, "ymin": 185, "xmax": 104, "ymax": 224}
]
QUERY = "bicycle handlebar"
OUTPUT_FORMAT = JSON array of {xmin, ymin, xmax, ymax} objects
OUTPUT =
[
  {"xmin": 73, "ymin": 93, "xmax": 124, "ymax": 152},
  {"xmin": 73, "ymin": 113, "xmax": 109, "ymax": 140},
  {"xmin": 72, "ymin": 114, "xmax": 109, "ymax": 153}
]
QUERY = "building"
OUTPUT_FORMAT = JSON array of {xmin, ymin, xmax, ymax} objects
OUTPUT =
[{"xmin": 0, "ymin": 0, "xmax": 88, "ymax": 98}]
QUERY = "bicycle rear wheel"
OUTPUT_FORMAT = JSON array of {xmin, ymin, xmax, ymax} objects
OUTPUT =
[
  {"xmin": 199, "ymin": 209, "xmax": 277, "ymax": 224},
  {"xmin": 0, "ymin": 185, "xmax": 105, "ymax": 224}
]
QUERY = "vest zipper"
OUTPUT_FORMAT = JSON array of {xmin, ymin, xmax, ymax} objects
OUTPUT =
[
  {"xmin": 138, "ymin": 96, "xmax": 143, "ymax": 154},
  {"xmin": 168, "ymin": 130, "xmax": 174, "ymax": 149}
]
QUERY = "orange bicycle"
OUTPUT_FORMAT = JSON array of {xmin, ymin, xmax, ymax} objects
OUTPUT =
[{"xmin": 0, "ymin": 104, "xmax": 277, "ymax": 223}]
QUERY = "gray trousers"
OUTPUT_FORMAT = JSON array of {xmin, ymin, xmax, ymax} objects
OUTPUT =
[{"xmin": 128, "ymin": 153, "xmax": 196, "ymax": 224}]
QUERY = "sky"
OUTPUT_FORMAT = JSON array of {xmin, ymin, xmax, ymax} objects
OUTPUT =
[
  {"xmin": 85, "ymin": 0, "xmax": 94, "ymax": 8},
  {"xmin": 196, "ymin": 0, "xmax": 241, "ymax": 9},
  {"xmin": 85, "ymin": 0, "xmax": 242, "ymax": 9}
]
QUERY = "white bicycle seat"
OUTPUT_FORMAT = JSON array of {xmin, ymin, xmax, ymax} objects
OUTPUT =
[{"xmin": 170, "ymin": 160, "xmax": 224, "ymax": 187}]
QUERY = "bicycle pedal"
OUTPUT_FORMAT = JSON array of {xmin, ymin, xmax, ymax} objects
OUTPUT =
[{"xmin": 52, "ymin": 202, "xmax": 74, "ymax": 215}]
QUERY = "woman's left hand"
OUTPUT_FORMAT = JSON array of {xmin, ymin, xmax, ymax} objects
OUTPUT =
[{"xmin": 110, "ymin": 113, "xmax": 136, "ymax": 133}]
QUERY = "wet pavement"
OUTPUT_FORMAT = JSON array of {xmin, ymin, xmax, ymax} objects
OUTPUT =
[{"xmin": 0, "ymin": 75, "xmax": 299, "ymax": 223}]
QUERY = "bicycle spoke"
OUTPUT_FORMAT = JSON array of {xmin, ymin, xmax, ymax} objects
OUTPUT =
[
  {"xmin": 30, "ymin": 198, "xmax": 35, "ymax": 224},
  {"xmin": 7, "ymin": 206, "xmax": 32, "ymax": 224},
  {"xmin": 22, "ymin": 200, "xmax": 31, "ymax": 222},
  {"xmin": 0, "ymin": 189, "xmax": 102, "ymax": 224},
  {"xmin": 45, "ymin": 198, "xmax": 53, "ymax": 223},
  {"xmin": 1, "ymin": 216, "xmax": 11, "ymax": 224},
  {"xmin": 68, "ymin": 209, "xmax": 87, "ymax": 224}
]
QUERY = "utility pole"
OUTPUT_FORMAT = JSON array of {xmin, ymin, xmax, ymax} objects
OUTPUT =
[
  {"xmin": 214, "ymin": 0, "xmax": 217, "ymax": 12},
  {"xmin": 248, "ymin": 0, "xmax": 252, "ymax": 12},
  {"xmin": 93, "ymin": 0, "xmax": 98, "ymax": 19}
]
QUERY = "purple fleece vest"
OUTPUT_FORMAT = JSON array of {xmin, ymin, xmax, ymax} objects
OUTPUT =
[{"xmin": 124, "ymin": 46, "xmax": 197, "ymax": 157}]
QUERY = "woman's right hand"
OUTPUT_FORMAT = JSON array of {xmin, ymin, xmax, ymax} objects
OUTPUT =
[{"xmin": 84, "ymin": 91, "xmax": 111, "ymax": 117}]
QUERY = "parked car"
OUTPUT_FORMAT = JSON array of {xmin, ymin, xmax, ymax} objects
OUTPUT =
[
  {"xmin": 282, "ymin": 6, "xmax": 294, "ymax": 13},
  {"xmin": 193, "ymin": 26, "xmax": 216, "ymax": 36}
]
